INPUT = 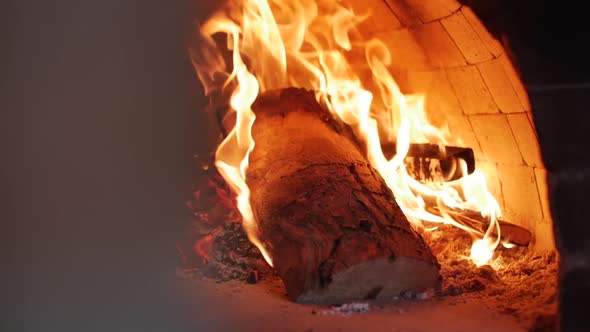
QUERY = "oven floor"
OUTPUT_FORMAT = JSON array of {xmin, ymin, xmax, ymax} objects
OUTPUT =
[{"xmin": 178, "ymin": 274, "xmax": 534, "ymax": 332}]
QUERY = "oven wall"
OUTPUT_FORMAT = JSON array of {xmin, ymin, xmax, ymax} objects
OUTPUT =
[{"xmin": 346, "ymin": 0, "xmax": 554, "ymax": 250}]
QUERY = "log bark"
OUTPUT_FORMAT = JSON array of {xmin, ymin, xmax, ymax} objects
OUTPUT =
[{"xmin": 246, "ymin": 88, "xmax": 440, "ymax": 304}]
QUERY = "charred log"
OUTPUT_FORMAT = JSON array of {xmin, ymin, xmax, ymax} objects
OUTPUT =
[
  {"xmin": 427, "ymin": 207, "xmax": 532, "ymax": 247},
  {"xmin": 382, "ymin": 143, "xmax": 475, "ymax": 181}
]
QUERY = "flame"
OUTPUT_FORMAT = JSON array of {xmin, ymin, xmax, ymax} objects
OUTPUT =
[{"xmin": 192, "ymin": 0, "xmax": 506, "ymax": 267}]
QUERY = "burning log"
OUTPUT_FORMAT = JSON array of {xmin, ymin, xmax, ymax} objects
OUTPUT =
[
  {"xmin": 243, "ymin": 88, "xmax": 440, "ymax": 303},
  {"xmin": 427, "ymin": 207, "xmax": 532, "ymax": 247},
  {"xmin": 382, "ymin": 143, "xmax": 476, "ymax": 182}
]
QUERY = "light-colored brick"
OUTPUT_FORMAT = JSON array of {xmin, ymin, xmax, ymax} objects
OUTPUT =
[
  {"xmin": 383, "ymin": 0, "xmax": 423, "ymax": 27},
  {"xmin": 444, "ymin": 114, "xmax": 484, "ymax": 160},
  {"xmin": 406, "ymin": 69, "xmax": 463, "ymax": 127},
  {"xmin": 532, "ymin": 165, "xmax": 556, "ymax": 251},
  {"xmin": 413, "ymin": 21, "xmax": 467, "ymax": 68},
  {"xmin": 460, "ymin": 6, "xmax": 504, "ymax": 57},
  {"xmin": 475, "ymin": 161, "xmax": 505, "ymax": 213},
  {"xmin": 446, "ymin": 65, "xmax": 497, "ymax": 114},
  {"xmin": 372, "ymin": 29, "xmax": 432, "ymax": 70},
  {"xmin": 533, "ymin": 221, "xmax": 556, "ymax": 251},
  {"xmin": 477, "ymin": 58, "xmax": 524, "ymax": 114},
  {"xmin": 441, "ymin": 11, "xmax": 493, "ymax": 64},
  {"xmin": 507, "ymin": 113, "xmax": 544, "ymax": 167},
  {"xmin": 496, "ymin": 164, "xmax": 544, "ymax": 233},
  {"xmin": 441, "ymin": 0, "xmax": 462, "ymax": 12},
  {"xmin": 526, "ymin": 111, "xmax": 540, "ymax": 139},
  {"xmin": 498, "ymin": 54, "xmax": 531, "ymax": 111},
  {"xmin": 533, "ymin": 167, "xmax": 552, "ymax": 222},
  {"xmin": 348, "ymin": 0, "xmax": 402, "ymax": 34},
  {"xmin": 469, "ymin": 114, "xmax": 522, "ymax": 164},
  {"xmin": 402, "ymin": 0, "xmax": 460, "ymax": 23}
]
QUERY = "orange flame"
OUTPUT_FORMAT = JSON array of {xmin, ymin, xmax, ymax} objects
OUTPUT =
[{"xmin": 192, "ymin": 0, "xmax": 505, "ymax": 267}]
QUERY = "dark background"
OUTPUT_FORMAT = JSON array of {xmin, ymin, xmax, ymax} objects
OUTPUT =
[{"xmin": 2, "ymin": 1, "xmax": 222, "ymax": 331}]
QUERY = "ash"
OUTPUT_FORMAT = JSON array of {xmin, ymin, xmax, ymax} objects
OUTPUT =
[
  {"xmin": 319, "ymin": 303, "xmax": 371, "ymax": 316},
  {"xmin": 422, "ymin": 225, "xmax": 558, "ymax": 322}
]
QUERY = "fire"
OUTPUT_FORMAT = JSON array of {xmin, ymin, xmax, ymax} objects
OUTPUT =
[{"xmin": 191, "ymin": 0, "xmax": 505, "ymax": 267}]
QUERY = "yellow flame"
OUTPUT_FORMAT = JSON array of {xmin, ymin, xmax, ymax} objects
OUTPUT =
[
  {"xmin": 471, "ymin": 238, "xmax": 495, "ymax": 267},
  {"xmin": 192, "ymin": 0, "xmax": 506, "ymax": 267}
]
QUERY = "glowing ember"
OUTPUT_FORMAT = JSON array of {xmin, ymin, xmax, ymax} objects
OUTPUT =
[
  {"xmin": 191, "ymin": 0, "xmax": 506, "ymax": 267},
  {"xmin": 193, "ymin": 234, "xmax": 214, "ymax": 266}
]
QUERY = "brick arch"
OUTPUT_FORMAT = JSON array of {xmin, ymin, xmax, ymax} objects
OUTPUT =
[{"xmin": 346, "ymin": 0, "xmax": 554, "ymax": 250}]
